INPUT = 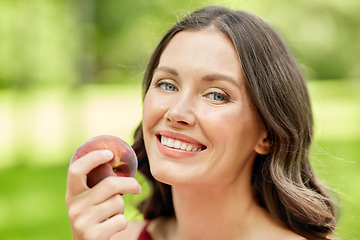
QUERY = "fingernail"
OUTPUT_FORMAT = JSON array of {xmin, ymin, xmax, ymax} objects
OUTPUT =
[{"xmin": 102, "ymin": 150, "xmax": 113, "ymax": 159}]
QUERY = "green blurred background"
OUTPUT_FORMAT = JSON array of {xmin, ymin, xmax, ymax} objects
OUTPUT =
[{"xmin": 0, "ymin": 0, "xmax": 359, "ymax": 239}]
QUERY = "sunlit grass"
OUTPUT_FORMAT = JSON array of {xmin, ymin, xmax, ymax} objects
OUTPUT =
[
  {"xmin": 0, "ymin": 79, "xmax": 359, "ymax": 239},
  {"xmin": 309, "ymin": 79, "xmax": 360, "ymax": 239},
  {"xmin": 0, "ymin": 84, "xmax": 143, "ymax": 168}
]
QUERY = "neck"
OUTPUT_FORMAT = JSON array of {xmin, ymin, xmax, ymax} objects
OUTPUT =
[
  {"xmin": 148, "ymin": 154, "xmax": 301, "ymax": 240},
  {"xmin": 171, "ymin": 170, "xmax": 264, "ymax": 240}
]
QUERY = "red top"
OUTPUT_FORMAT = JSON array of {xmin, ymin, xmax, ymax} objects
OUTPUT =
[
  {"xmin": 138, "ymin": 222, "xmax": 152, "ymax": 240},
  {"xmin": 137, "ymin": 222, "xmax": 308, "ymax": 240}
]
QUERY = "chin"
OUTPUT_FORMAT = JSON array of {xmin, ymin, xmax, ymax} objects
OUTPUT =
[
  {"xmin": 151, "ymin": 171, "xmax": 174, "ymax": 186},
  {"xmin": 147, "ymin": 159, "xmax": 185, "ymax": 185},
  {"xmin": 149, "ymin": 161, "xmax": 184, "ymax": 185}
]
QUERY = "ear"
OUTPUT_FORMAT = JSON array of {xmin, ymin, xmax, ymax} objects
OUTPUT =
[{"xmin": 255, "ymin": 131, "xmax": 271, "ymax": 155}]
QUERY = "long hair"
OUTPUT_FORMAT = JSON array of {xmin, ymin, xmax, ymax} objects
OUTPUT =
[{"xmin": 132, "ymin": 6, "xmax": 337, "ymax": 239}]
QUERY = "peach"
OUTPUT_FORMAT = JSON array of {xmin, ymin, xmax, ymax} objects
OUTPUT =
[{"xmin": 71, "ymin": 135, "xmax": 138, "ymax": 188}]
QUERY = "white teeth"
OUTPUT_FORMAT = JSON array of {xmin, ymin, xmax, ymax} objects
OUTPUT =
[
  {"xmin": 180, "ymin": 143, "xmax": 187, "ymax": 150},
  {"xmin": 160, "ymin": 136, "xmax": 203, "ymax": 152},
  {"xmin": 173, "ymin": 140, "xmax": 181, "ymax": 149},
  {"xmin": 167, "ymin": 138, "xmax": 174, "ymax": 148}
]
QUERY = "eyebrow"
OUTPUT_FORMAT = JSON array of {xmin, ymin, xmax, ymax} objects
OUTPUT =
[
  {"xmin": 154, "ymin": 66, "xmax": 179, "ymax": 76},
  {"xmin": 202, "ymin": 73, "xmax": 241, "ymax": 90},
  {"xmin": 154, "ymin": 66, "xmax": 242, "ymax": 90}
]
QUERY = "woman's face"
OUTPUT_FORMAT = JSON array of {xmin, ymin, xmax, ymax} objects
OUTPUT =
[{"xmin": 142, "ymin": 28, "xmax": 269, "ymax": 188}]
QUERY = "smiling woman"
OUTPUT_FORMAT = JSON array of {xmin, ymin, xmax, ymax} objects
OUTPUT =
[
  {"xmin": 65, "ymin": 5, "xmax": 338, "ymax": 240},
  {"xmin": 142, "ymin": 28, "xmax": 268, "ymax": 191}
]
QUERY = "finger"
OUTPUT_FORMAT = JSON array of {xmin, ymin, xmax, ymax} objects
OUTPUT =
[
  {"xmin": 92, "ymin": 194, "xmax": 125, "ymax": 223},
  {"xmin": 66, "ymin": 150, "xmax": 114, "ymax": 196},
  {"xmin": 97, "ymin": 214, "xmax": 128, "ymax": 240},
  {"xmin": 89, "ymin": 176, "xmax": 142, "ymax": 205},
  {"xmin": 80, "ymin": 214, "xmax": 127, "ymax": 240}
]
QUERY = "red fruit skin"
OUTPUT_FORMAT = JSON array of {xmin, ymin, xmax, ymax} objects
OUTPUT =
[{"xmin": 70, "ymin": 135, "xmax": 138, "ymax": 188}]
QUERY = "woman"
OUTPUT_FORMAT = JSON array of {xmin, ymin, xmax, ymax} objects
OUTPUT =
[{"xmin": 65, "ymin": 6, "xmax": 337, "ymax": 240}]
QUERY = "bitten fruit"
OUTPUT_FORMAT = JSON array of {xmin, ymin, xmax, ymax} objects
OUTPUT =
[{"xmin": 70, "ymin": 135, "xmax": 138, "ymax": 188}]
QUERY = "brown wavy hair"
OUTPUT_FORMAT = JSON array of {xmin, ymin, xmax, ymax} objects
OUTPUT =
[{"xmin": 132, "ymin": 5, "xmax": 337, "ymax": 240}]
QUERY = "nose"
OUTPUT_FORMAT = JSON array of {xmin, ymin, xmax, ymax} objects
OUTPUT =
[{"xmin": 164, "ymin": 92, "xmax": 196, "ymax": 128}]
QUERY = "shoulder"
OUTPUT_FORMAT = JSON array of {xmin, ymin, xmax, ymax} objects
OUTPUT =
[
  {"xmin": 111, "ymin": 220, "xmax": 148, "ymax": 240},
  {"xmin": 274, "ymin": 229, "xmax": 307, "ymax": 240}
]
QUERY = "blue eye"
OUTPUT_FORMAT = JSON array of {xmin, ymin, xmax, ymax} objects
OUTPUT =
[
  {"xmin": 208, "ymin": 92, "xmax": 228, "ymax": 102},
  {"xmin": 156, "ymin": 81, "xmax": 177, "ymax": 91},
  {"xmin": 162, "ymin": 83, "xmax": 176, "ymax": 91},
  {"xmin": 209, "ymin": 93, "xmax": 225, "ymax": 101}
]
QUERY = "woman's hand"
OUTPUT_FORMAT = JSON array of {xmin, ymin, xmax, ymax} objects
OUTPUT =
[{"xmin": 65, "ymin": 150, "xmax": 142, "ymax": 240}]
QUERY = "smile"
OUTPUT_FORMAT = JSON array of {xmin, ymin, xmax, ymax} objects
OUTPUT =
[
  {"xmin": 160, "ymin": 136, "xmax": 203, "ymax": 151},
  {"xmin": 156, "ymin": 130, "xmax": 207, "ymax": 153}
]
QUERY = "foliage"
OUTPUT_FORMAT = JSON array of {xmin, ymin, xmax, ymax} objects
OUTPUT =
[
  {"xmin": 0, "ymin": 0, "xmax": 359, "ymax": 239},
  {"xmin": 0, "ymin": 79, "xmax": 359, "ymax": 239},
  {"xmin": 0, "ymin": 0, "xmax": 359, "ymax": 89}
]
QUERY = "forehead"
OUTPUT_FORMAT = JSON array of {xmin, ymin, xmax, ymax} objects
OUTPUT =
[{"xmin": 158, "ymin": 28, "xmax": 243, "ymax": 82}]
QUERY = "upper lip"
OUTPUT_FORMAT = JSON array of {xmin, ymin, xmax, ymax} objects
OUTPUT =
[{"xmin": 156, "ymin": 130, "xmax": 206, "ymax": 148}]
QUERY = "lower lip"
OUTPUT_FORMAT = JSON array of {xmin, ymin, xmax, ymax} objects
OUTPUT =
[{"xmin": 156, "ymin": 138, "xmax": 203, "ymax": 159}]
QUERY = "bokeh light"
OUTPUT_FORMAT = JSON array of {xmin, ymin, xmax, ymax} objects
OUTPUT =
[{"xmin": 0, "ymin": 0, "xmax": 359, "ymax": 239}]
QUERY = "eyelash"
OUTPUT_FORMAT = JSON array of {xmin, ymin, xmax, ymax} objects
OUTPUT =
[
  {"xmin": 154, "ymin": 80, "xmax": 177, "ymax": 91},
  {"xmin": 206, "ymin": 91, "xmax": 230, "ymax": 102},
  {"xmin": 154, "ymin": 80, "xmax": 230, "ymax": 103}
]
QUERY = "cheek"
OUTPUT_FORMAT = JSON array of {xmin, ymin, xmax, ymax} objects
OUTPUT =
[
  {"xmin": 200, "ymin": 105, "xmax": 260, "ymax": 152},
  {"xmin": 200, "ymin": 106, "xmax": 242, "ymax": 135},
  {"xmin": 142, "ymin": 94, "xmax": 152, "ymax": 127},
  {"xmin": 142, "ymin": 93, "xmax": 156, "ymax": 134},
  {"xmin": 142, "ymin": 91, "xmax": 167, "ymax": 135}
]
